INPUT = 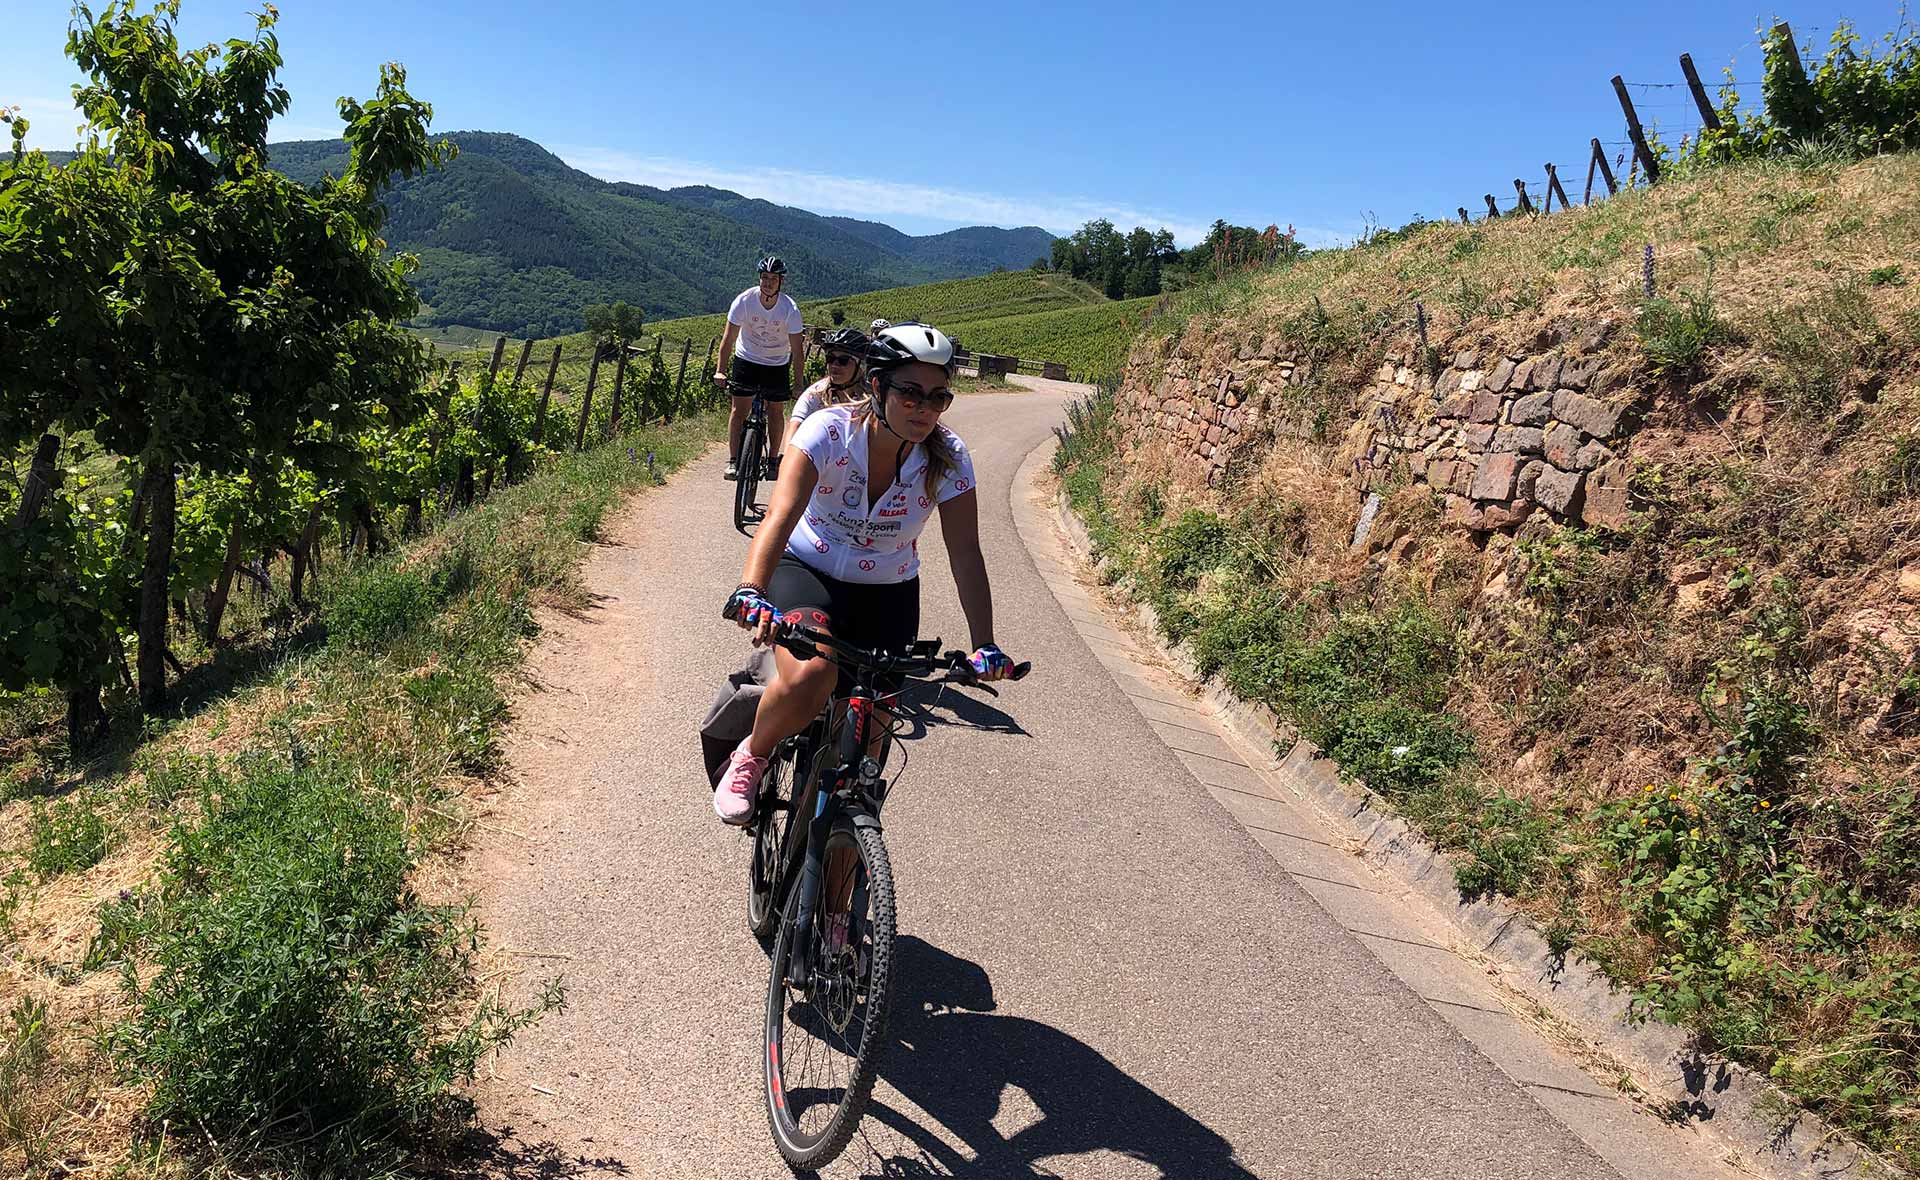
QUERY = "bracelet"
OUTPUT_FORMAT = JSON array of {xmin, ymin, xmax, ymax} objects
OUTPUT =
[{"xmin": 734, "ymin": 582, "xmax": 766, "ymax": 596}]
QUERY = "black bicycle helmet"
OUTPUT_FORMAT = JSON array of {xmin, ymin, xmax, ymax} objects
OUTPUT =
[
  {"xmin": 820, "ymin": 327, "xmax": 870, "ymax": 354},
  {"xmin": 867, "ymin": 321, "xmax": 956, "ymax": 376},
  {"xmin": 757, "ymin": 255, "xmax": 786, "ymax": 275}
]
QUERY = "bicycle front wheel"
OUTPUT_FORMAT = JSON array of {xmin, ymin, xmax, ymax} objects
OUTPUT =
[
  {"xmin": 734, "ymin": 418, "xmax": 763, "ymax": 533},
  {"xmin": 763, "ymin": 817, "xmax": 896, "ymax": 1171}
]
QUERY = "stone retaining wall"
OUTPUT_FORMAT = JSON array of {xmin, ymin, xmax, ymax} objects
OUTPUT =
[{"xmin": 1116, "ymin": 318, "xmax": 1646, "ymax": 534}]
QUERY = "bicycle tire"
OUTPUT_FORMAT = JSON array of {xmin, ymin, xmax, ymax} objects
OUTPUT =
[
  {"xmin": 746, "ymin": 745, "xmax": 796, "ymax": 939},
  {"xmin": 734, "ymin": 418, "xmax": 762, "ymax": 533},
  {"xmin": 763, "ymin": 818, "xmax": 896, "ymax": 1171}
]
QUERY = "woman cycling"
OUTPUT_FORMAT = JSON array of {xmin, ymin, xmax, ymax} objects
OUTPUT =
[
  {"xmin": 781, "ymin": 326, "xmax": 868, "ymax": 457},
  {"xmin": 716, "ymin": 256, "xmax": 807, "ymax": 481},
  {"xmin": 715, "ymin": 322, "xmax": 1017, "ymax": 824}
]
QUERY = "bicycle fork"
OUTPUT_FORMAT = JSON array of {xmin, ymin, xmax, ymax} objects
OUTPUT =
[{"xmin": 786, "ymin": 789, "xmax": 835, "ymax": 992}]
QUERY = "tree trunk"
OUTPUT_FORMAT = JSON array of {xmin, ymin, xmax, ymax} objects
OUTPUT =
[
  {"xmin": 402, "ymin": 496, "xmax": 423, "ymax": 536},
  {"xmin": 203, "ymin": 515, "xmax": 246, "ymax": 641},
  {"xmin": 353, "ymin": 502, "xmax": 383, "ymax": 555},
  {"xmin": 290, "ymin": 504, "xmax": 321, "ymax": 604},
  {"xmin": 13, "ymin": 434, "xmax": 61, "ymax": 530},
  {"xmin": 137, "ymin": 459, "xmax": 175, "ymax": 715},
  {"xmin": 455, "ymin": 458, "xmax": 475, "ymax": 507},
  {"xmin": 66, "ymin": 680, "xmax": 107, "ymax": 753}
]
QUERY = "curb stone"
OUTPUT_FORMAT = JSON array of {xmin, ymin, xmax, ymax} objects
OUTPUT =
[{"xmin": 1048, "ymin": 482, "xmax": 1902, "ymax": 1180}]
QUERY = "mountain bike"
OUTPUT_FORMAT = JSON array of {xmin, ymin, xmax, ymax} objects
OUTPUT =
[
  {"xmin": 723, "ymin": 375, "xmax": 780, "ymax": 534},
  {"xmin": 740, "ymin": 622, "xmax": 1029, "ymax": 1170}
]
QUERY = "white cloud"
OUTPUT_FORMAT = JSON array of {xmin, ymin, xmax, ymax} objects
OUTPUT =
[{"xmin": 557, "ymin": 145, "xmax": 1223, "ymax": 246}]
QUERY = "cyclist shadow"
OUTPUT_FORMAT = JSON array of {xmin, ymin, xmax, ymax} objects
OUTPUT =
[
  {"xmin": 859, "ymin": 936, "xmax": 1258, "ymax": 1179},
  {"xmin": 897, "ymin": 684, "xmax": 1029, "ymax": 738}
]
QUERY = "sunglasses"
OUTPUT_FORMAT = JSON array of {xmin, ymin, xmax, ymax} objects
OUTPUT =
[
  {"xmin": 826, "ymin": 353, "xmax": 858, "ymax": 366},
  {"xmin": 883, "ymin": 378, "xmax": 954, "ymax": 411}
]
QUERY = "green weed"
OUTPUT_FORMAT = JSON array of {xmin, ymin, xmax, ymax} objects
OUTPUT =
[
  {"xmin": 25, "ymin": 792, "xmax": 113, "ymax": 881},
  {"xmin": 1759, "ymin": 278, "xmax": 1894, "ymax": 415},
  {"xmin": 1637, "ymin": 287, "xmax": 1732, "ymax": 378}
]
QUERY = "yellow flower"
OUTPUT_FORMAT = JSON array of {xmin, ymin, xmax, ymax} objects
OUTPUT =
[
  {"xmin": 1689, "ymin": 828, "xmax": 1701, "ymax": 839},
  {"xmin": 1760, "ymin": 800, "xmax": 1771, "ymax": 809},
  {"xmin": 1641, "ymin": 818, "xmax": 1650, "ymax": 825},
  {"xmin": 1669, "ymin": 793, "xmax": 1679, "ymax": 800},
  {"xmin": 1644, "ymin": 784, "xmax": 1655, "ymax": 793}
]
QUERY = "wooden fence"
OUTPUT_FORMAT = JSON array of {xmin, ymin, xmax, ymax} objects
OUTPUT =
[{"xmin": 1442, "ymin": 22, "xmax": 1796, "ymax": 225}]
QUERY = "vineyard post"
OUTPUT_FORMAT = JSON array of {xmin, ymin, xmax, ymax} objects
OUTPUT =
[
  {"xmin": 575, "ymin": 347, "xmax": 602, "ymax": 451},
  {"xmin": 1545, "ymin": 163, "xmax": 1571, "ymax": 212},
  {"xmin": 1679, "ymin": 53, "xmax": 1722, "ymax": 131},
  {"xmin": 1772, "ymin": 21, "xmax": 1806, "ymax": 82},
  {"xmin": 703, "ymin": 338, "xmax": 718, "ymax": 406},
  {"xmin": 13, "ymin": 434, "xmax": 61, "ymax": 529},
  {"xmin": 488, "ymin": 334, "xmax": 507, "ymax": 379},
  {"xmin": 1513, "ymin": 179, "xmax": 1535, "ymax": 215},
  {"xmin": 533, "ymin": 342, "xmax": 562, "ymax": 446},
  {"xmin": 1611, "ymin": 75, "xmax": 1662, "ymax": 184},
  {"xmin": 675, "ymin": 337, "xmax": 693, "ymax": 399},
  {"xmin": 1591, "ymin": 137, "xmax": 1619, "ymax": 198},
  {"xmin": 607, "ymin": 346, "xmax": 630, "ymax": 436},
  {"xmin": 1457, "ymin": 207, "xmax": 1470, "ymax": 225},
  {"xmin": 1484, "ymin": 194, "xmax": 1501, "ymax": 219},
  {"xmin": 511, "ymin": 337, "xmax": 534, "ymax": 389}
]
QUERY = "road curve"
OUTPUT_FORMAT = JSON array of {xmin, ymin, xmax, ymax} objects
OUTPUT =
[{"xmin": 467, "ymin": 385, "xmax": 1627, "ymax": 1179}]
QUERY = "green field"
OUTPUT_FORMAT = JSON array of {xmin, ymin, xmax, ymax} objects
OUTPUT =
[{"xmin": 440, "ymin": 271, "xmax": 1149, "ymax": 382}]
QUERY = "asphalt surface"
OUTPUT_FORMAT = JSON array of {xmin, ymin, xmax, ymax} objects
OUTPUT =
[{"xmin": 468, "ymin": 384, "xmax": 1632, "ymax": 1179}]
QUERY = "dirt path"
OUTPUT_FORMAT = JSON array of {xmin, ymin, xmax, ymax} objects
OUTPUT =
[{"xmin": 466, "ymin": 389, "xmax": 1653, "ymax": 1178}]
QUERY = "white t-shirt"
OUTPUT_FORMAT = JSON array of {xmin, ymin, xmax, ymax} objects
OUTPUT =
[
  {"xmin": 788, "ymin": 378, "xmax": 858, "ymax": 424},
  {"xmin": 787, "ymin": 406, "xmax": 976, "ymax": 584},
  {"xmin": 728, "ymin": 287, "xmax": 804, "ymax": 365}
]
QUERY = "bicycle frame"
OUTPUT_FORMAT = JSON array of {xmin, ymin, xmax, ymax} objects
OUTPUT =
[{"xmin": 772, "ymin": 674, "xmax": 891, "ymax": 989}]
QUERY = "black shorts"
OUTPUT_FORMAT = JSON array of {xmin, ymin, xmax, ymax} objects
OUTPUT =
[
  {"xmin": 768, "ymin": 554, "xmax": 920, "ymax": 668},
  {"xmin": 730, "ymin": 356, "xmax": 790, "ymax": 402}
]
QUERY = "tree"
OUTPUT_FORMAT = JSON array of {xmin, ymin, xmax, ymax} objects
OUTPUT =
[{"xmin": 1, "ymin": 0, "xmax": 450, "ymax": 719}]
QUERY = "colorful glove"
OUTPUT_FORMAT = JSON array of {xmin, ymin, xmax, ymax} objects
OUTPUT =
[
  {"xmin": 968, "ymin": 644, "xmax": 1014, "ymax": 678},
  {"xmin": 724, "ymin": 584, "xmax": 779, "ymax": 628}
]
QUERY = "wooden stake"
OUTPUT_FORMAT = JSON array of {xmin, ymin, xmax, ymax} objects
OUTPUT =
[
  {"xmin": 1772, "ymin": 22, "xmax": 1805, "ymax": 81},
  {"xmin": 1457, "ymin": 207, "xmax": 1470, "ymax": 225},
  {"xmin": 1679, "ymin": 54, "xmax": 1722, "ymax": 131},
  {"xmin": 1546, "ymin": 163, "xmax": 1572, "ymax": 212},
  {"xmin": 1513, "ymin": 179, "xmax": 1535, "ymax": 215},
  {"xmin": 510, "ymin": 338, "xmax": 534, "ymax": 389},
  {"xmin": 1484, "ymin": 194, "xmax": 1501, "ymax": 219},
  {"xmin": 1611, "ymin": 75, "xmax": 1662, "ymax": 185},
  {"xmin": 703, "ymin": 337, "xmax": 718, "ymax": 405},
  {"xmin": 574, "ymin": 348, "xmax": 601, "ymax": 451},
  {"xmin": 13, "ymin": 433, "xmax": 60, "ymax": 529},
  {"xmin": 488, "ymin": 334, "xmax": 507, "ymax": 379},
  {"xmin": 533, "ymin": 343, "xmax": 561, "ymax": 443},
  {"xmin": 606, "ymin": 346, "xmax": 629, "ymax": 436},
  {"xmin": 1592, "ymin": 137, "xmax": 1619, "ymax": 197}
]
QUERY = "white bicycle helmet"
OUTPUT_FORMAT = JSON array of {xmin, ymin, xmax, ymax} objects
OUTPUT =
[
  {"xmin": 867, "ymin": 322, "xmax": 956, "ymax": 375},
  {"xmin": 869, "ymin": 318, "xmax": 892, "ymax": 334}
]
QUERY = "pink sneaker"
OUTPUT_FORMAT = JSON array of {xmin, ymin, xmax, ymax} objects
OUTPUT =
[{"xmin": 714, "ymin": 739, "xmax": 766, "ymax": 825}]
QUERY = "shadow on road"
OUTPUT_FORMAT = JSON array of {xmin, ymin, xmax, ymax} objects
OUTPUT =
[
  {"xmin": 856, "ymin": 937, "xmax": 1258, "ymax": 1179},
  {"xmin": 899, "ymin": 683, "xmax": 1030, "ymax": 738},
  {"xmin": 432, "ymin": 1125, "xmax": 631, "ymax": 1179}
]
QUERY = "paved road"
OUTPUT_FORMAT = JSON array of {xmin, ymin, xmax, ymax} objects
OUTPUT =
[{"xmin": 468, "ymin": 385, "xmax": 1637, "ymax": 1178}]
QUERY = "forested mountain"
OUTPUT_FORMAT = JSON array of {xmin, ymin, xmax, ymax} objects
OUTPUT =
[{"xmin": 262, "ymin": 132, "xmax": 1056, "ymax": 337}]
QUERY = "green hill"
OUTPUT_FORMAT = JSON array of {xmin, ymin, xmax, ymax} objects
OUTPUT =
[{"xmin": 263, "ymin": 132, "xmax": 1056, "ymax": 337}]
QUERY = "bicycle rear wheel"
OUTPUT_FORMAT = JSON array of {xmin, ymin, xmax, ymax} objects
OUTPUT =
[
  {"xmin": 747, "ymin": 743, "xmax": 798, "ymax": 939},
  {"xmin": 734, "ymin": 417, "xmax": 763, "ymax": 533},
  {"xmin": 763, "ymin": 818, "xmax": 895, "ymax": 1171}
]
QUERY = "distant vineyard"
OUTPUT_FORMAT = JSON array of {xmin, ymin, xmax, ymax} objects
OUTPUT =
[{"xmin": 489, "ymin": 271, "xmax": 1148, "ymax": 382}]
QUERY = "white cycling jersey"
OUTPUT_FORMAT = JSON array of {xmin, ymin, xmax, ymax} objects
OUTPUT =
[{"xmin": 787, "ymin": 406, "xmax": 976, "ymax": 585}]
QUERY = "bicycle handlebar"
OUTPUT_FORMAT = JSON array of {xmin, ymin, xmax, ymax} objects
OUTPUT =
[{"xmin": 747, "ymin": 619, "xmax": 1031, "ymax": 688}]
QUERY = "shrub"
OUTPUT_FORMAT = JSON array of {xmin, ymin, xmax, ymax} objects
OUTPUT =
[
  {"xmin": 1760, "ymin": 279, "xmax": 1892, "ymax": 415},
  {"xmin": 115, "ymin": 755, "xmax": 557, "ymax": 1168},
  {"xmin": 324, "ymin": 546, "xmax": 472, "ymax": 647}
]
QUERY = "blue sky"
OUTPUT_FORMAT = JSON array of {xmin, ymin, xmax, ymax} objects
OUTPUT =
[{"xmin": 5, "ymin": 1, "xmax": 1911, "ymax": 246}]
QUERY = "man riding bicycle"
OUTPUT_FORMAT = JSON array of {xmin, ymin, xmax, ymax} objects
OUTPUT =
[
  {"xmin": 716, "ymin": 322, "xmax": 1018, "ymax": 824},
  {"xmin": 781, "ymin": 326, "xmax": 868, "ymax": 457},
  {"xmin": 717, "ymin": 256, "xmax": 807, "ymax": 481}
]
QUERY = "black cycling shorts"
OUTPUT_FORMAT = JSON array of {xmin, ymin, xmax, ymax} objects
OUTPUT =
[
  {"xmin": 730, "ymin": 356, "xmax": 790, "ymax": 402},
  {"xmin": 768, "ymin": 553, "xmax": 920, "ymax": 664}
]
